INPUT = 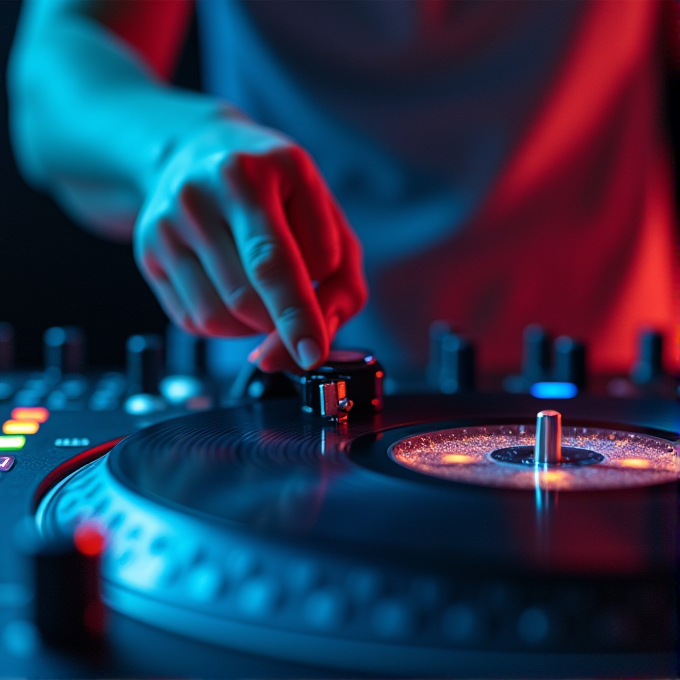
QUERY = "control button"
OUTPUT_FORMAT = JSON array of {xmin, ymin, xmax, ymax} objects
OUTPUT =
[
  {"xmin": 89, "ymin": 392, "xmax": 119, "ymax": 411},
  {"xmin": 304, "ymin": 589, "xmax": 347, "ymax": 629},
  {"xmin": 0, "ymin": 381, "xmax": 14, "ymax": 401},
  {"xmin": 0, "ymin": 436, "xmax": 26, "ymax": 450},
  {"xmin": 504, "ymin": 324, "xmax": 552, "ymax": 393},
  {"xmin": 2, "ymin": 420, "xmax": 39, "ymax": 435},
  {"xmin": 58, "ymin": 377, "xmax": 88, "ymax": 399},
  {"xmin": 522, "ymin": 324, "xmax": 552, "ymax": 381},
  {"xmin": 123, "ymin": 393, "xmax": 166, "ymax": 415},
  {"xmin": 55, "ymin": 438, "xmax": 91, "ymax": 448},
  {"xmin": 517, "ymin": 606, "xmax": 551, "ymax": 644},
  {"xmin": 553, "ymin": 336, "xmax": 587, "ymax": 389},
  {"xmin": 126, "ymin": 334, "xmax": 164, "ymax": 396},
  {"xmin": 166, "ymin": 324, "xmax": 207, "ymax": 375},
  {"xmin": 46, "ymin": 391, "xmax": 69, "ymax": 411},
  {"xmin": 427, "ymin": 320, "xmax": 453, "ymax": 388},
  {"xmin": 630, "ymin": 330, "xmax": 665, "ymax": 385},
  {"xmin": 44, "ymin": 326, "xmax": 86, "ymax": 377},
  {"xmin": 96, "ymin": 372, "xmax": 126, "ymax": 394},
  {"xmin": 443, "ymin": 602, "xmax": 483, "ymax": 643},
  {"xmin": 22, "ymin": 378, "xmax": 51, "ymax": 397},
  {"xmin": 438, "ymin": 333, "xmax": 476, "ymax": 393},
  {"xmin": 19, "ymin": 520, "xmax": 107, "ymax": 649},
  {"xmin": 0, "ymin": 455, "xmax": 16, "ymax": 471},
  {"xmin": 11, "ymin": 407, "xmax": 49, "ymax": 422},
  {"xmin": 0, "ymin": 322, "xmax": 15, "ymax": 372},
  {"xmin": 159, "ymin": 375, "xmax": 203, "ymax": 405},
  {"xmin": 371, "ymin": 598, "xmax": 416, "ymax": 638},
  {"xmin": 13, "ymin": 391, "xmax": 44, "ymax": 407}
]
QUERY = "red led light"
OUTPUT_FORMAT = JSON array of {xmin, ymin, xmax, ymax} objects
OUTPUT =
[
  {"xmin": 74, "ymin": 522, "xmax": 107, "ymax": 556},
  {"xmin": 11, "ymin": 407, "xmax": 49, "ymax": 423}
]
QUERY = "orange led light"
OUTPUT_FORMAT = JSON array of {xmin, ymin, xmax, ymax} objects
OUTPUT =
[
  {"xmin": 618, "ymin": 458, "xmax": 651, "ymax": 469},
  {"xmin": 539, "ymin": 470, "xmax": 566, "ymax": 483},
  {"xmin": 2, "ymin": 420, "xmax": 39, "ymax": 435},
  {"xmin": 11, "ymin": 407, "xmax": 49, "ymax": 423},
  {"xmin": 441, "ymin": 454, "xmax": 474, "ymax": 464}
]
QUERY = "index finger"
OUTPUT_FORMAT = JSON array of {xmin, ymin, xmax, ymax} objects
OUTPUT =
[{"xmin": 222, "ymin": 153, "xmax": 329, "ymax": 370}]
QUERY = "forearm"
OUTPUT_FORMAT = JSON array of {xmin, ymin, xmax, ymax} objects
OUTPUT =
[{"xmin": 8, "ymin": 5, "xmax": 226, "ymax": 241}]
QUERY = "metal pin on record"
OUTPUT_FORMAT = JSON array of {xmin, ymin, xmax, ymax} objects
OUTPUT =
[{"xmin": 535, "ymin": 410, "xmax": 562, "ymax": 465}]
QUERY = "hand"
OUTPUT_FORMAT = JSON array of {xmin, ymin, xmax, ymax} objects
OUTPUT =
[{"xmin": 133, "ymin": 115, "xmax": 367, "ymax": 371}]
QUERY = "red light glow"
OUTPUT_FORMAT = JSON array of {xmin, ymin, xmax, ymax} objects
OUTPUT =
[{"xmin": 74, "ymin": 522, "xmax": 108, "ymax": 556}]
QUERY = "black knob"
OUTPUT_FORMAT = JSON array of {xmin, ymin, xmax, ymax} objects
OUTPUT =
[
  {"xmin": 126, "ymin": 334, "xmax": 164, "ymax": 395},
  {"xmin": 19, "ymin": 520, "xmax": 106, "ymax": 649},
  {"xmin": 521, "ymin": 324, "xmax": 552, "ymax": 382},
  {"xmin": 553, "ymin": 336, "xmax": 587, "ymax": 389},
  {"xmin": 43, "ymin": 326, "xmax": 86, "ymax": 376},
  {"xmin": 630, "ymin": 330, "xmax": 665, "ymax": 385},
  {"xmin": 0, "ymin": 322, "xmax": 15, "ymax": 372},
  {"xmin": 427, "ymin": 320, "xmax": 453, "ymax": 388},
  {"xmin": 166, "ymin": 324, "xmax": 207, "ymax": 375},
  {"xmin": 439, "ymin": 334, "xmax": 476, "ymax": 393}
]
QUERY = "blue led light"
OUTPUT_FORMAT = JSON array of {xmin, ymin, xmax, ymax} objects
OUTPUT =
[{"xmin": 530, "ymin": 382, "xmax": 578, "ymax": 399}]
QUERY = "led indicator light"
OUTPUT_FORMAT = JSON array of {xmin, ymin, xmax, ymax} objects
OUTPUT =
[
  {"xmin": 0, "ymin": 455, "xmax": 15, "ymax": 471},
  {"xmin": 74, "ymin": 522, "xmax": 107, "ymax": 556},
  {"xmin": 441, "ymin": 454, "xmax": 474, "ymax": 465},
  {"xmin": 530, "ymin": 382, "xmax": 578, "ymax": 399},
  {"xmin": 0, "ymin": 436, "xmax": 26, "ymax": 450},
  {"xmin": 618, "ymin": 458, "xmax": 652, "ymax": 469},
  {"xmin": 11, "ymin": 407, "xmax": 49, "ymax": 423},
  {"xmin": 2, "ymin": 420, "xmax": 39, "ymax": 435}
]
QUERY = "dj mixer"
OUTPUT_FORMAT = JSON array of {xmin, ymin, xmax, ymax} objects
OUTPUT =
[{"xmin": 0, "ymin": 322, "xmax": 678, "ymax": 678}]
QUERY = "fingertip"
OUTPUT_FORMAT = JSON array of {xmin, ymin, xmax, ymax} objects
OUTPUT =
[{"xmin": 296, "ymin": 337, "xmax": 322, "ymax": 371}]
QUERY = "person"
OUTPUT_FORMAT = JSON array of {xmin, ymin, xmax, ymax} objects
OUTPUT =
[{"xmin": 8, "ymin": 0, "xmax": 679, "ymax": 379}]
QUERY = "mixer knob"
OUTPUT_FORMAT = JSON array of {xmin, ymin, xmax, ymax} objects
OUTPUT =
[
  {"xmin": 166, "ymin": 324, "xmax": 207, "ymax": 375},
  {"xmin": 504, "ymin": 324, "xmax": 552, "ymax": 393},
  {"xmin": 427, "ymin": 320, "xmax": 453, "ymax": 388},
  {"xmin": 521, "ymin": 324, "xmax": 552, "ymax": 382},
  {"xmin": 291, "ymin": 349, "xmax": 384, "ymax": 421},
  {"xmin": 629, "ymin": 330, "xmax": 665, "ymax": 385},
  {"xmin": 126, "ymin": 334, "xmax": 164, "ymax": 396},
  {"xmin": 43, "ymin": 326, "xmax": 86, "ymax": 377},
  {"xmin": 0, "ymin": 322, "xmax": 15, "ymax": 372},
  {"xmin": 553, "ymin": 336, "xmax": 587, "ymax": 389},
  {"xmin": 439, "ymin": 334, "xmax": 476, "ymax": 393},
  {"xmin": 19, "ymin": 520, "xmax": 106, "ymax": 649}
]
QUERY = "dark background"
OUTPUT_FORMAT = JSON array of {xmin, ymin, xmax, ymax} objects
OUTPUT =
[{"xmin": 0, "ymin": 1, "xmax": 202, "ymax": 367}]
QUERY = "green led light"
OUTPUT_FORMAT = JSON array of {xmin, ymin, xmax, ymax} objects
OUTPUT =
[{"xmin": 0, "ymin": 435, "xmax": 26, "ymax": 450}]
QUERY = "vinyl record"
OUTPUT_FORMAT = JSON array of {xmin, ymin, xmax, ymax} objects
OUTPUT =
[{"xmin": 36, "ymin": 393, "xmax": 680, "ymax": 676}]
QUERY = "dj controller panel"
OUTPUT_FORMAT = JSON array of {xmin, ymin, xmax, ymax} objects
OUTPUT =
[{"xmin": 0, "ymin": 321, "xmax": 678, "ymax": 678}]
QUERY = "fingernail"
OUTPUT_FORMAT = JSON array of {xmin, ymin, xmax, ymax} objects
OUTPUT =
[
  {"xmin": 296, "ymin": 337, "xmax": 322, "ymax": 370},
  {"xmin": 247, "ymin": 345, "xmax": 263, "ymax": 365}
]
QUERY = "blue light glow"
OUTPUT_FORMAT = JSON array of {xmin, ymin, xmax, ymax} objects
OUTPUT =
[{"xmin": 530, "ymin": 382, "xmax": 578, "ymax": 399}]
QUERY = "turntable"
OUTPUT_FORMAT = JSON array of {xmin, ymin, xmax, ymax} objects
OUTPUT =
[{"xmin": 1, "ymin": 325, "xmax": 679, "ymax": 678}]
